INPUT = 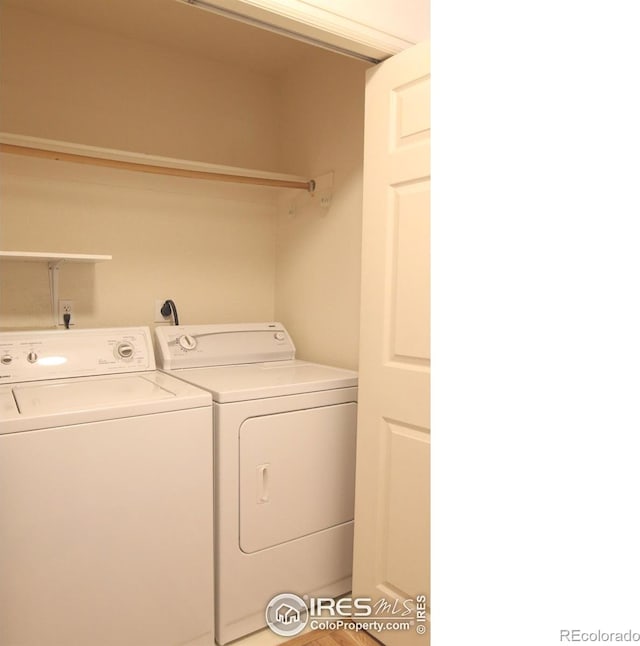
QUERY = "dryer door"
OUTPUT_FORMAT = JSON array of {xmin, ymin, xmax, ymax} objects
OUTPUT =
[{"xmin": 239, "ymin": 402, "xmax": 357, "ymax": 553}]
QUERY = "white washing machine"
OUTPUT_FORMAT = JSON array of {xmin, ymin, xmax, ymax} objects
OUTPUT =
[
  {"xmin": 155, "ymin": 323, "xmax": 358, "ymax": 645},
  {"xmin": 0, "ymin": 327, "xmax": 214, "ymax": 646}
]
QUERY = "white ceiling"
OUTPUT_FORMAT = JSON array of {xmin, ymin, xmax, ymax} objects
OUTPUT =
[{"xmin": 2, "ymin": 0, "xmax": 340, "ymax": 77}]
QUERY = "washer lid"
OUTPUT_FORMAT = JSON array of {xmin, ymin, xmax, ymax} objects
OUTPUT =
[
  {"xmin": 14, "ymin": 375, "xmax": 175, "ymax": 416},
  {"xmin": 0, "ymin": 372, "xmax": 211, "ymax": 435},
  {"xmin": 0, "ymin": 390, "xmax": 18, "ymax": 418},
  {"xmin": 169, "ymin": 360, "xmax": 357, "ymax": 403}
]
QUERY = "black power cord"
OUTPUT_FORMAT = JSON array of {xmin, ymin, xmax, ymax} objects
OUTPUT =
[
  {"xmin": 63, "ymin": 313, "xmax": 71, "ymax": 329},
  {"xmin": 160, "ymin": 299, "xmax": 179, "ymax": 326}
]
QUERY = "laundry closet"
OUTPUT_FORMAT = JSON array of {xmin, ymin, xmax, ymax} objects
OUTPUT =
[
  {"xmin": 0, "ymin": 1, "xmax": 429, "ymax": 645},
  {"xmin": 0, "ymin": 0, "xmax": 376, "ymax": 370}
]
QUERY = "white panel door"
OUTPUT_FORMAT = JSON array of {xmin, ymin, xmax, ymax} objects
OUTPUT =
[{"xmin": 352, "ymin": 40, "xmax": 430, "ymax": 646}]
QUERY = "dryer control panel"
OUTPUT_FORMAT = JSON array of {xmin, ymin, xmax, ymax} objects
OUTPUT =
[
  {"xmin": 155, "ymin": 322, "xmax": 295, "ymax": 370},
  {"xmin": 0, "ymin": 327, "xmax": 155, "ymax": 384}
]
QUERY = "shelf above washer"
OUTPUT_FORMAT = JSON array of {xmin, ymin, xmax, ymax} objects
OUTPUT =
[
  {"xmin": 1, "ymin": 251, "xmax": 112, "ymax": 328},
  {"xmin": 0, "ymin": 251, "xmax": 112, "ymax": 263}
]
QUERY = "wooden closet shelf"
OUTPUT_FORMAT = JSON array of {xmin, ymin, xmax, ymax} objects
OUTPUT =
[{"xmin": 0, "ymin": 136, "xmax": 314, "ymax": 192}]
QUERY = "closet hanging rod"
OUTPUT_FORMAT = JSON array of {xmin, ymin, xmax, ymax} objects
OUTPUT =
[{"xmin": 0, "ymin": 143, "xmax": 315, "ymax": 192}]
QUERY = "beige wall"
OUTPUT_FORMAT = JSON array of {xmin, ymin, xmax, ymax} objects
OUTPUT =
[
  {"xmin": 0, "ymin": 155, "xmax": 277, "ymax": 329},
  {"xmin": 0, "ymin": 3, "xmax": 367, "ymax": 368},
  {"xmin": 0, "ymin": 4, "xmax": 283, "ymax": 170},
  {"xmin": 275, "ymin": 56, "xmax": 368, "ymax": 369},
  {"xmin": 0, "ymin": 4, "xmax": 282, "ymax": 330}
]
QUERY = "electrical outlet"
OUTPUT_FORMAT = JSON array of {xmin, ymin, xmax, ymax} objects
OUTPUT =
[
  {"xmin": 154, "ymin": 299, "xmax": 170, "ymax": 323},
  {"xmin": 58, "ymin": 300, "xmax": 74, "ymax": 326}
]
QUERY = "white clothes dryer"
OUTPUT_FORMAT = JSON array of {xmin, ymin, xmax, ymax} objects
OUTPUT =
[
  {"xmin": 0, "ymin": 327, "xmax": 214, "ymax": 646},
  {"xmin": 155, "ymin": 323, "xmax": 358, "ymax": 645}
]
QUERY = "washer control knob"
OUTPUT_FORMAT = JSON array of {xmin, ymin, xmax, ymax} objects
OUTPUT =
[
  {"xmin": 274, "ymin": 332, "xmax": 285, "ymax": 341},
  {"xmin": 27, "ymin": 351, "xmax": 38, "ymax": 364},
  {"xmin": 1, "ymin": 354, "xmax": 13, "ymax": 365},
  {"xmin": 116, "ymin": 342, "xmax": 134, "ymax": 359},
  {"xmin": 178, "ymin": 334, "xmax": 197, "ymax": 351}
]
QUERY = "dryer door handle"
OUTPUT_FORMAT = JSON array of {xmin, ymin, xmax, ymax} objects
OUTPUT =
[{"xmin": 257, "ymin": 464, "xmax": 270, "ymax": 504}]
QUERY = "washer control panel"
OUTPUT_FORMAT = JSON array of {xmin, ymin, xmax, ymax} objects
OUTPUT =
[
  {"xmin": 0, "ymin": 327, "xmax": 155, "ymax": 384},
  {"xmin": 155, "ymin": 322, "xmax": 296, "ymax": 370}
]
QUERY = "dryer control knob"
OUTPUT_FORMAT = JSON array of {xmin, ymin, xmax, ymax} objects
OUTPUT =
[
  {"xmin": 116, "ymin": 342, "xmax": 135, "ymax": 359},
  {"xmin": 27, "ymin": 351, "xmax": 38, "ymax": 363},
  {"xmin": 1, "ymin": 354, "xmax": 13, "ymax": 365},
  {"xmin": 274, "ymin": 332, "xmax": 285, "ymax": 341},
  {"xmin": 178, "ymin": 334, "xmax": 197, "ymax": 351}
]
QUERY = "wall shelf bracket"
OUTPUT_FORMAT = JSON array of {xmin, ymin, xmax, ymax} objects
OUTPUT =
[
  {"xmin": 0, "ymin": 251, "xmax": 112, "ymax": 328},
  {"xmin": 47, "ymin": 261, "xmax": 61, "ymax": 326}
]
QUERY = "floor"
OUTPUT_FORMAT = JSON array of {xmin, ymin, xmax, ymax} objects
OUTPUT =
[
  {"xmin": 280, "ymin": 628, "xmax": 382, "ymax": 646},
  {"xmin": 231, "ymin": 626, "xmax": 284, "ymax": 646},
  {"xmin": 232, "ymin": 624, "xmax": 382, "ymax": 646},
  {"xmin": 229, "ymin": 590, "xmax": 369, "ymax": 646}
]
